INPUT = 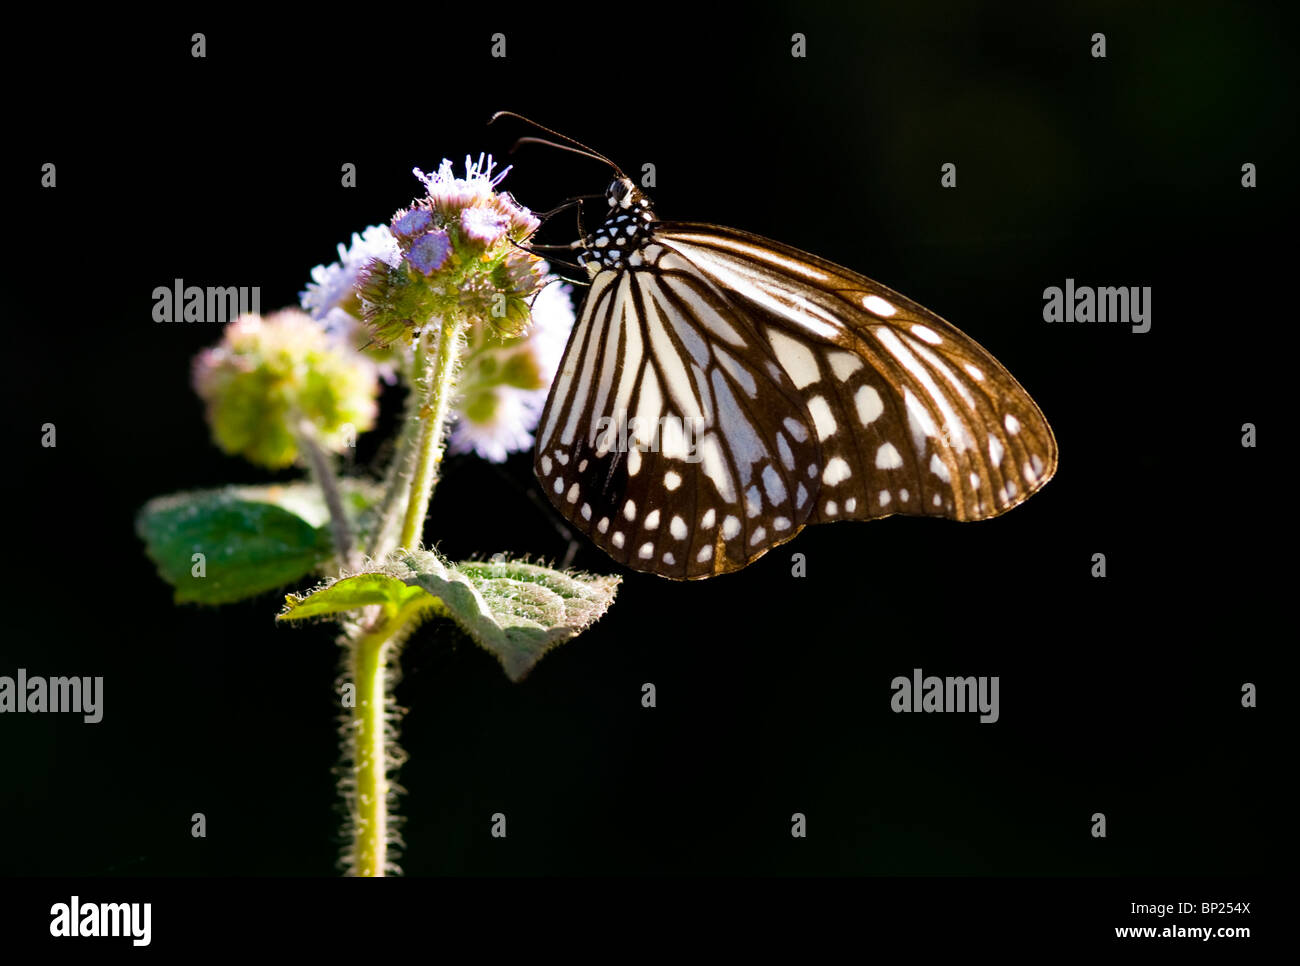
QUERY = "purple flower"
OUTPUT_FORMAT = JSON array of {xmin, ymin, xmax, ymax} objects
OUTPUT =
[
  {"xmin": 408, "ymin": 230, "xmax": 452, "ymax": 275},
  {"xmin": 392, "ymin": 208, "xmax": 433, "ymax": 238}
]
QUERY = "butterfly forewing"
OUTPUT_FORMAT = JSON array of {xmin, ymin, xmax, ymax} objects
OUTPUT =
[
  {"xmin": 533, "ymin": 177, "xmax": 1057, "ymax": 580},
  {"xmin": 653, "ymin": 224, "xmax": 1058, "ymax": 526}
]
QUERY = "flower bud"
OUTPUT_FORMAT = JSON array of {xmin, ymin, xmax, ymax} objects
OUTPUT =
[{"xmin": 193, "ymin": 309, "xmax": 379, "ymax": 469}]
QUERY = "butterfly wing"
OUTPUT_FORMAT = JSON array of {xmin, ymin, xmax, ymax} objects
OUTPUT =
[
  {"xmin": 652, "ymin": 223, "xmax": 1058, "ymax": 525},
  {"xmin": 535, "ymin": 222, "xmax": 1058, "ymax": 579},
  {"xmin": 533, "ymin": 260, "xmax": 824, "ymax": 579}
]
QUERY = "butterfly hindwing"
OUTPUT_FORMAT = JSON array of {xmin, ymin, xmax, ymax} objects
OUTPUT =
[{"xmin": 534, "ymin": 255, "xmax": 822, "ymax": 579}]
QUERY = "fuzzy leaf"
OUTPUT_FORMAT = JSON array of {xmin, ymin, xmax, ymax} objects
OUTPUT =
[
  {"xmin": 277, "ymin": 572, "xmax": 438, "ymax": 623},
  {"xmin": 278, "ymin": 550, "xmax": 621, "ymax": 682},
  {"xmin": 137, "ymin": 482, "xmax": 382, "ymax": 605}
]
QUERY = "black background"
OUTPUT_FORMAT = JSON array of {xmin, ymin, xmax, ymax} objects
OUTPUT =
[{"xmin": 1, "ymin": 3, "xmax": 1286, "ymax": 888}]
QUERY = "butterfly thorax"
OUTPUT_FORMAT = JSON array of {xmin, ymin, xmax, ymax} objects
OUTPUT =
[{"xmin": 578, "ymin": 177, "xmax": 658, "ymax": 277}]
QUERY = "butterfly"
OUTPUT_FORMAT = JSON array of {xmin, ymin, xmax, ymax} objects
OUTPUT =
[{"xmin": 499, "ymin": 115, "xmax": 1058, "ymax": 580}]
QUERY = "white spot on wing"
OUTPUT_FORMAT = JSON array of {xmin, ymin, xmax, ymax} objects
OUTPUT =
[
  {"xmin": 783, "ymin": 417, "xmax": 809, "ymax": 443},
  {"xmin": 876, "ymin": 442, "xmax": 903, "ymax": 469},
  {"xmin": 929, "ymin": 453, "xmax": 951, "ymax": 483},
  {"xmin": 862, "ymin": 294, "xmax": 896, "ymax": 317},
  {"xmin": 699, "ymin": 433, "xmax": 737, "ymax": 503},
  {"xmin": 722, "ymin": 515, "xmax": 741, "ymax": 540},
  {"xmin": 822, "ymin": 457, "xmax": 851, "ymax": 486},
  {"xmin": 715, "ymin": 347, "xmax": 758, "ymax": 398},
  {"xmin": 762, "ymin": 464, "xmax": 787, "ymax": 504},
  {"xmin": 767, "ymin": 328, "xmax": 821, "ymax": 389},
  {"xmin": 828, "ymin": 350, "xmax": 864, "ymax": 381},
  {"xmin": 855, "ymin": 385, "xmax": 883, "ymax": 425},
  {"xmin": 776, "ymin": 432, "xmax": 795, "ymax": 470},
  {"xmin": 807, "ymin": 395, "xmax": 837, "ymax": 441}
]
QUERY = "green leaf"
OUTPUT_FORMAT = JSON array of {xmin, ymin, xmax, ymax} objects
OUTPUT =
[
  {"xmin": 137, "ymin": 482, "xmax": 382, "ymax": 605},
  {"xmin": 277, "ymin": 572, "xmax": 439, "ymax": 624},
  {"xmin": 278, "ymin": 550, "xmax": 621, "ymax": 682}
]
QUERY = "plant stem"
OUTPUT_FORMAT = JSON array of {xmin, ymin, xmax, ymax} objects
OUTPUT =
[
  {"xmin": 346, "ymin": 615, "xmax": 400, "ymax": 877},
  {"xmin": 296, "ymin": 419, "xmax": 360, "ymax": 572},
  {"xmin": 343, "ymin": 312, "xmax": 467, "ymax": 876},
  {"xmin": 399, "ymin": 312, "xmax": 467, "ymax": 549},
  {"xmin": 365, "ymin": 380, "xmax": 422, "ymax": 561}
]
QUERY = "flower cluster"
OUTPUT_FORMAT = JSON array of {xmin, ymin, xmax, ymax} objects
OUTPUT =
[
  {"xmin": 193, "ymin": 309, "xmax": 379, "ymax": 469},
  {"xmin": 283, "ymin": 154, "xmax": 574, "ymax": 464},
  {"xmin": 358, "ymin": 155, "xmax": 548, "ymax": 347}
]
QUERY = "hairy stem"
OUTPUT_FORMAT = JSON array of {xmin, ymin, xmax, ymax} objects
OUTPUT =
[
  {"xmin": 345, "ymin": 616, "xmax": 401, "ymax": 877},
  {"xmin": 399, "ymin": 312, "xmax": 467, "ymax": 549},
  {"xmin": 365, "ymin": 378, "xmax": 422, "ymax": 561}
]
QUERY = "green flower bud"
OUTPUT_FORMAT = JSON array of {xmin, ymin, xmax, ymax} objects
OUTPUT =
[{"xmin": 193, "ymin": 309, "xmax": 379, "ymax": 469}]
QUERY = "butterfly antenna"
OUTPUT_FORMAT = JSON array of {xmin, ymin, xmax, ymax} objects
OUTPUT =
[{"xmin": 489, "ymin": 111, "xmax": 626, "ymax": 178}]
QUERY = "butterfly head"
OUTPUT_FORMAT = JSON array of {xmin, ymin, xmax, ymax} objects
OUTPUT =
[{"xmin": 606, "ymin": 177, "xmax": 650, "ymax": 211}]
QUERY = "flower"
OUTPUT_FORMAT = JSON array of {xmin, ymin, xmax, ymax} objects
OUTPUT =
[
  {"xmin": 414, "ymin": 154, "xmax": 540, "ymax": 240},
  {"xmin": 448, "ymin": 276, "xmax": 575, "ymax": 463},
  {"xmin": 193, "ymin": 309, "xmax": 379, "ymax": 469},
  {"xmin": 360, "ymin": 156, "xmax": 548, "ymax": 349},
  {"xmin": 408, "ymin": 229, "xmax": 452, "ymax": 275},
  {"xmin": 300, "ymin": 225, "xmax": 401, "ymax": 322}
]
